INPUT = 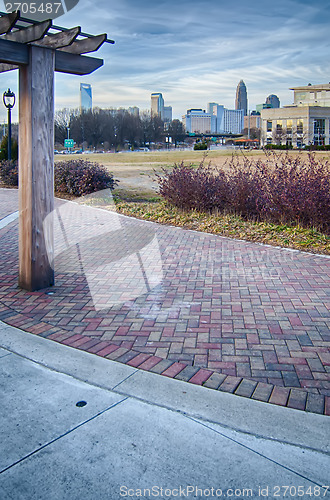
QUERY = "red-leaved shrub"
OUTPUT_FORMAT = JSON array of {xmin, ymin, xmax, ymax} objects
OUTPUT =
[
  {"xmin": 0, "ymin": 160, "xmax": 18, "ymax": 186},
  {"xmin": 156, "ymin": 160, "xmax": 228, "ymax": 212},
  {"xmin": 157, "ymin": 151, "xmax": 330, "ymax": 233},
  {"xmin": 54, "ymin": 159, "xmax": 117, "ymax": 196}
]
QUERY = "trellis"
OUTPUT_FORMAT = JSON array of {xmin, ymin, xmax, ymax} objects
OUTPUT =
[{"xmin": 0, "ymin": 11, "xmax": 113, "ymax": 291}]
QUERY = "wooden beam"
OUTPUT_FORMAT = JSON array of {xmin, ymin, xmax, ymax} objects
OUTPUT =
[
  {"xmin": 4, "ymin": 20, "xmax": 52, "ymax": 43},
  {"xmin": 55, "ymin": 51, "xmax": 103, "ymax": 75},
  {"xmin": 0, "ymin": 12, "xmax": 20, "ymax": 35},
  {"xmin": 33, "ymin": 26, "xmax": 81, "ymax": 49},
  {"xmin": 0, "ymin": 38, "xmax": 28, "ymax": 65},
  {"xmin": 0, "ymin": 63, "xmax": 18, "ymax": 73},
  {"xmin": 0, "ymin": 38, "xmax": 104, "ymax": 75},
  {"xmin": 59, "ymin": 34, "xmax": 107, "ymax": 54},
  {"xmin": 19, "ymin": 45, "xmax": 55, "ymax": 291}
]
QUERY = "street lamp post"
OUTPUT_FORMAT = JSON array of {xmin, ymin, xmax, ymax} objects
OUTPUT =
[
  {"xmin": 3, "ymin": 89, "xmax": 15, "ymax": 161},
  {"xmin": 67, "ymin": 126, "xmax": 70, "ymax": 153}
]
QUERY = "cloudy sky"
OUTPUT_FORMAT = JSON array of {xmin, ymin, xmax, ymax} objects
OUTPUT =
[{"xmin": 1, "ymin": 0, "xmax": 330, "ymax": 121}]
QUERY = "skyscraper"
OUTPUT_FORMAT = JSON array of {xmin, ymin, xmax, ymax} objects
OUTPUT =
[
  {"xmin": 163, "ymin": 106, "xmax": 172, "ymax": 122},
  {"xmin": 151, "ymin": 93, "xmax": 173, "ymax": 122},
  {"xmin": 235, "ymin": 80, "xmax": 248, "ymax": 116},
  {"xmin": 151, "ymin": 93, "xmax": 164, "ymax": 118},
  {"xmin": 80, "ymin": 83, "xmax": 92, "ymax": 112},
  {"xmin": 266, "ymin": 94, "xmax": 280, "ymax": 108}
]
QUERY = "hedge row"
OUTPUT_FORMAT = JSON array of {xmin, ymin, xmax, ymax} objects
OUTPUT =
[{"xmin": 156, "ymin": 152, "xmax": 330, "ymax": 233}]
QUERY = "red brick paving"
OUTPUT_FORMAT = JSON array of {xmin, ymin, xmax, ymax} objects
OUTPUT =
[{"xmin": 0, "ymin": 189, "xmax": 330, "ymax": 415}]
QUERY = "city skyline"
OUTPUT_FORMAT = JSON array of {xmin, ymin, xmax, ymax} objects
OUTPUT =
[{"xmin": 1, "ymin": 0, "xmax": 330, "ymax": 121}]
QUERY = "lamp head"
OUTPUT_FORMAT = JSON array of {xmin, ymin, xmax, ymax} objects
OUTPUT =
[{"xmin": 3, "ymin": 89, "xmax": 16, "ymax": 109}]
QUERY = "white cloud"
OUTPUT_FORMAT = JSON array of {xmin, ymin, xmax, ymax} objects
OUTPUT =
[{"xmin": 1, "ymin": 0, "xmax": 330, "ymax": 121}]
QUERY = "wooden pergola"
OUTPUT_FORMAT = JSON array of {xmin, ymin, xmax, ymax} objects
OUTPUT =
[{"xmin": 0, "ymin": 11, "xmax": 113, "ymax": 291}]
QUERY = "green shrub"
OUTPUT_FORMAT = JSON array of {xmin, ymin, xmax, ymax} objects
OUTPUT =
[
  {"xmin": 54, "ymin": 159, "xmax": 118, "ymax": 196},
  {"xmin": 194, "ymin": 141, "xmax": 208, "ymax": 150},
  {"xmin": 0, "ymin": 135, "xmax": 18, "ymax": 161},
  {"xmin": 264, "ymin": 144, "xmax": 293, "ymax": 150},
  {"xmin": 304, "ymin": 144, "xmax": 330, "ymax": 151}
]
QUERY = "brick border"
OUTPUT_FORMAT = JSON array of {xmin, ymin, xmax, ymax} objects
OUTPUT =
[{"xmin": 0, "ymin": 304, "xmax": 328, "ymax": 416}]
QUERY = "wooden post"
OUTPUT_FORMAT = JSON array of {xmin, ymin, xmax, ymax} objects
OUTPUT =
[
  {"xmin": 18, "ymin": 45, "xmax": 55, "ymax": 291},
  {"xmin": 0, "ymin": 12, "xmax": 109, "ymax": 291}
]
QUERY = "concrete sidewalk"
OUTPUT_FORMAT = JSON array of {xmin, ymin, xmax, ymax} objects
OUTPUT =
[{"xmin": 1, "ymin": 321, "xmax": 329, "ymax": 500}]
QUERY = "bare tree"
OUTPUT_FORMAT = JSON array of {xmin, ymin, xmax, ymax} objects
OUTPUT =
[
  {"xmin": 55, "ymin": 108, "xmax": 74, "ymax": 145},
  {"xmin": 167, "ymin": 119, "xmax": 185, "ymax": 147}
]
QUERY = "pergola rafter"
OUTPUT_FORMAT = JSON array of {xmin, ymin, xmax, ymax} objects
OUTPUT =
[{"xmin": 0, "ymin": 11, "xmax": 114, "ymax": 291}]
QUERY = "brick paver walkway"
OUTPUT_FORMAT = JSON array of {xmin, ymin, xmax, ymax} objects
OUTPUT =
[{"xmin": 0, "ymin": 189, "xmax": 329, "ymax": 415}]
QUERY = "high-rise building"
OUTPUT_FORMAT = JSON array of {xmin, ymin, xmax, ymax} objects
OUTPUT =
[
  {"xmin": 151, "ymin": 93, "xmax": 164, "ymax": 118},
  {"xmin": 128, "ymin": 106, "xmax": 140, "ymax": 116},
  {"xmin": 209, "ymin": 103, "xmax": 244, "ymax": 134},
  {"xmin": 183, "ymin": 105, "xmax": 244, "ymax": 135},
  {"xmin": 151, "ymin": 93, "xmax": 172, "ymax": 122},
  {"xmin": 266, "ymin": 94, "xmax": 280, "ymax": 108},
  {"xmin": 256, "ymin": 94, "xmax": 280, "ymax": 114},
  {"xmin": 80, "ymin": 83, "xmax": 92, "ymax": 112},
  {"xmin": 235, "ymin": 80, "xmax": 248, "ymax": 116},
  {"xmin": 207, "ymin": 102, "xmax": 218, "ymax": 114},
  {"xmin": 183, "ymin": 109, "xmax": 214, "ymax": 134},
  {"xmin": 163, "ymin": 106, "xmax": 172, "ymax": 122}
]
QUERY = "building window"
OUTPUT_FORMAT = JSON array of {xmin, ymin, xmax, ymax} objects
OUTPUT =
[
  {"xmin": 266, "ymin": 137, "xmax": 272, "ymax": 144},
  {"xmin": 276, "ymin": 120, "xmax": 282, "ymax": 131},
  {"xmin": 297, "ymin": 120, "xmax": 303, "ymax": 134},
  {"xmin": 286, "ymin": 119, "xmax": 292, "ymax": 135},
  {"xmin": 314, "ymin": 136, "xmax": 325, "ymax": 146},
  {"xmin": 267, "ymin": 121, "xmax": 272, "ymax": 132},
  {"xmin": 314, "ymin": 119, "xmax": 325, "ymax": 135},
  {"xmin": 313, "ymin": 119, "xmax": 325, "ymax": 145}
]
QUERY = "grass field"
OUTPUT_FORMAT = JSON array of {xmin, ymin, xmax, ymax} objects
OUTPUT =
[
  {"xmin": 56, "ymin": 148, "xmax": 239, "ymax": 170},
  {"xmin": 56, "ymin": 147, "xmax": 330, "ymax": 175}
]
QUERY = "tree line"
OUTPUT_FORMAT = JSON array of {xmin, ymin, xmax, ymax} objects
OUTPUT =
[{"xmin": 55, "ymin": 108, "xmax": 186, "ymax": 150}]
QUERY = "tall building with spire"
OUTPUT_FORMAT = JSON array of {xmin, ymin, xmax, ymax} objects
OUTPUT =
[{"xmin": 235, "ymin": 80, "xmax": 248, "ymax": 116}]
